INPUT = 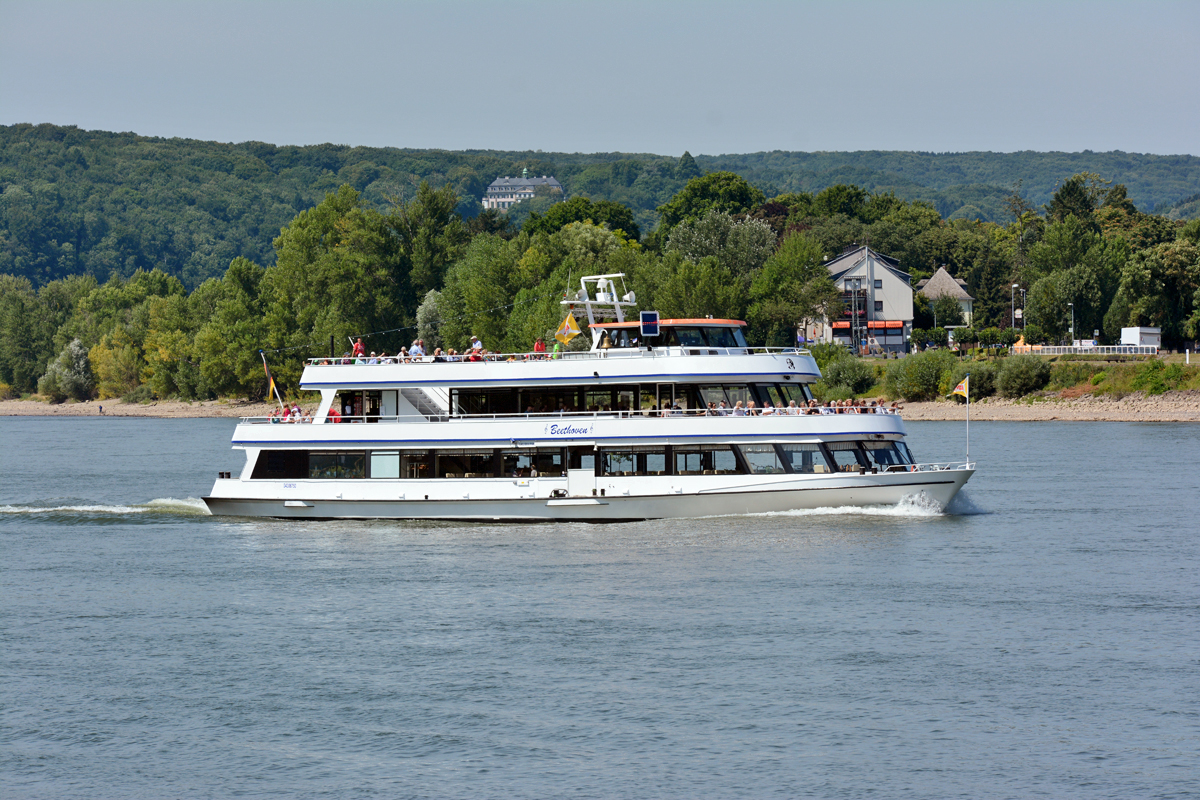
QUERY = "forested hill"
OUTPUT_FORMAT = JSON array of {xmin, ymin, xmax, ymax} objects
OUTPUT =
[{"xmin": 3, "ymin": 122, "xmax": 1199, "ymax": 289}]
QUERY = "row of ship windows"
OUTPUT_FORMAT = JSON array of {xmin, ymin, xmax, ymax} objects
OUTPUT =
[{"xmin": 251, "ymin": 441, "xmax": 915, "ymax": 481}]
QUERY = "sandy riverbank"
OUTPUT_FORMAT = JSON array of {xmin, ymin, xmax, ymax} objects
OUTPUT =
[
  {"xmin": 901, "ymin": 389, "xmax": 1200, "ymax": 422},
  {"xmin": 5, "ymin": 391, "xmax": 1200, "ymax": 421},
  {"xmin": 0, "ymin": 398, "xmax": 283, "ymax": 418}
]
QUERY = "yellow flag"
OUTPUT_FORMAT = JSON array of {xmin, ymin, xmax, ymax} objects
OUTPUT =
[
  {"xmin": 555, "ymin": 311, "xmax": 581, "ymax": 344},
  {"xmin": 951, "ymin": 376, "xmax": 970, "ymax": 398}
]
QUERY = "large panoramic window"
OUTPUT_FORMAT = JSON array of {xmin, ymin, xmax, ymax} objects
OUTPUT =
[
  {"xmin": 738, "ymin": 444, "xmax": 785, "ymax": 474},
  {"xmin": 308, "ymin": 451, "xmax": 366, "ymax": 479},
  {"xmin": 251, "ymin": 450, "xmax": 308, "ymax": 480},
  {"xmin": 824, "ymin": 442, "xmax": 869, "ymax": 472},
  {"xmin": 778, "ymin": 444, "xmax": 833, "ymax": 474},
  {"xmin": 860, "ymin": 441, "xmax": 908, "ymax": 469}
]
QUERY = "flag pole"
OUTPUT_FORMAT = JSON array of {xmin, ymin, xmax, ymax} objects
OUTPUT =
[
  {"xmin": 965, "ymin": 379, "xmax": 970, "ymax": 464},
  {"xmin": 260, "ymin": 350, "xmax": 285, "ymax": 411}
]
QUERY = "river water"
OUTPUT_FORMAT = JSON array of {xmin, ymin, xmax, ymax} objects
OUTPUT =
[{"xmin": 2, "ymin": 417, "xmax": 1197, "ymax": 799}]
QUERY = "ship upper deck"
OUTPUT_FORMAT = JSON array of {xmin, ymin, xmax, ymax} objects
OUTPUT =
[{"xmin": 299, "ymin": 347, "xmax": 821, "ymax": 391}]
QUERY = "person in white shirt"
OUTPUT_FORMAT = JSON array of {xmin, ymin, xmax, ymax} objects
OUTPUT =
[{"xmin": 469, "ymin": 335, "xmax": 483, "ymax": 352}]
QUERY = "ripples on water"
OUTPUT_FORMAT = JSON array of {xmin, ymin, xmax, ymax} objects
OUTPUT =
[{"xmin": 1, "ymin": 417, "xmax": 1197, "ymax": 799}]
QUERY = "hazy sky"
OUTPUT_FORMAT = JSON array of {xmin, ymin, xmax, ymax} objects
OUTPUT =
[{"xmin": 2, "ymin": 0, "xmax": 1198, "ymax": 156}]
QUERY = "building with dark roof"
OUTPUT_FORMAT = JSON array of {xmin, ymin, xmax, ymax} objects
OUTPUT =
[
  {"xmin": 916, "ymin": 266, "xmax": 975, "ymax": 326},
  {"xmin": 483, "ymin": 169, "xmax": 564, "ymax": 211},
  {"xmin": 819, "ymin": 245, "xmax": 914, "ymax": 353}
]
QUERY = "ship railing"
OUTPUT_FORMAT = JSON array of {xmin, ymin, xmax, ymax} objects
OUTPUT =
[
  {"xmin": 238, "ymin": 406, "xmax": 905, "ymax": 424},
  {"xmin": 303, "ymin": 346, "xmax": 812, "ymax": 366},
  {"xmin": 910, "ymin": 460, "xmax": 974, "ymax": 472}
]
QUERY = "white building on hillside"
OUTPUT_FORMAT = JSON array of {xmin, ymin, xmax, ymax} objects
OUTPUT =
[
  {"xmin": 483, "ymin": 169, "xmax": 564, "ymax": 211},
  {"xmin": 819, "ymin": 245, "xmax": 914, "ymax": 354}
]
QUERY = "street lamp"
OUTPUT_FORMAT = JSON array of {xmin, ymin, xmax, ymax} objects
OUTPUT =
[
  {"xmin": 1067, "ymin": 302, "xmax": 1074, "ymax": 345},
  {"xmin": 1011, "ymin": 284, "xmax": 1019, "ymax": 329}
]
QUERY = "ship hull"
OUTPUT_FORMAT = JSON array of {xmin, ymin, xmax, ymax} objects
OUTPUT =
[{"xmin": 202, "ymin": 468, "xmax": 972, "ymax": 521}]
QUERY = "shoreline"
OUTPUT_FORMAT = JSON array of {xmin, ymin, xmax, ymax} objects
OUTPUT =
[
  {"xmin": 900, "ymin": 389, "xmax": 1200, "ymax": 422},
  {"xmin": 0, "ymin": 398, "xmax": 281, "ymax": 418},
  {"xmin": 4, "ymin": 390, "xmax": 1200, "ymax": 421}
]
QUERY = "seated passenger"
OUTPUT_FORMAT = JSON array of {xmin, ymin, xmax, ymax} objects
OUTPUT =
[
  {"xmin": 761, "ymin": 402, "xmax": 776, "ymax": 415},
  {"xmin": 746, "ymin": 400, "xmax": 759, "ymax": 416},
  {"xmin": 432, "ymin": 348, "xmax": 446, "ymax": 362},
  {"xmin": 786, "ymin": 400, "xmax": 800, "ymax": 415},
  {"xmin": 718, "ymin": 400, "xmax": 730, "ymax": 415},
  {"xmin": 733, "ymin": 401, "xmax": 747, "ymax": 416}
]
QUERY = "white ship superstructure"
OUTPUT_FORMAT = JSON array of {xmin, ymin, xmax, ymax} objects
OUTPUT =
[{"xmin": 203, "ymin": 274, "xmax": 973, "ymax": 520}]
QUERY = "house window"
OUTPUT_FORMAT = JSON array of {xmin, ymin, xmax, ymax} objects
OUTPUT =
[
  {"xmin": 874, "ymin": 280, "xmax": 882, "ymax": 289},
  {"xmin": 874, "ymin": 301, "xmax": 883, "ymax": 312}
]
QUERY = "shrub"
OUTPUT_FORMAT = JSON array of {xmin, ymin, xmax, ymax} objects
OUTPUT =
[
  {"xmin": 1090, "ymin": 371, "xmax": 1106, "ymax": 386},
  {"xmin": 943, "ymin": 360, "xmax": 998, "ymax": 402},
  {"xmin": 37, "ymin": 339, "xmax": 94, "ymax": 403},
  {"xmin": 885, "ymin": 350, "xmax": 957, "ymax": 401},
  {"xmin": 822, "ymin": 357, "xmax": 876, "ymax": 395},
  {"xmin": 996, "ymin": 354, "xmax": 1051, "ymax": 398},
  {"xmin": 813, "ymin": 382, "xmax": 854, "ymax": 403},
  {"xmin": 0, "ymin": 382, "xmax": 14, "ymax": 400},
  {"xmin": 122, "ymin": 384, "xmax": 155, "ymax": 403},
  {"xmin": 1050, "ymin": 361, "xmax": 1105, "ymax": 389},
  {"xmin": 808, "ymin": 342, "xmax": 850, "ymax": 372},
  {"xmin": 1131, "ymin": 360, "xmax": 1187, "ymax": 395}
]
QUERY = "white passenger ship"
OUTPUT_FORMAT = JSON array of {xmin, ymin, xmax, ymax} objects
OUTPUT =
[{"xmin": 203, "ymin": 274, "xmax": 974, "ymax": 521}]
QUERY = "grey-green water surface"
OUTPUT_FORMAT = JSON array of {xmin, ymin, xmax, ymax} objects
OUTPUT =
[{"xmin": 2, "ymin": 417, "xmax": 1197, "ymax": 798}]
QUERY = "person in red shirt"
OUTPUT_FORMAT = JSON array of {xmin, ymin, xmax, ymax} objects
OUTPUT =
[
  {"xmin": 327, "ymin": 406, "xmax": 342, "ymax": 423},
  {"xmin": 352, "ymin": 338, "xmax": 365, "ymax": 357},
  {"xmin": 533, "ymin": 337, "xmax": 546, "ymax": 359}
]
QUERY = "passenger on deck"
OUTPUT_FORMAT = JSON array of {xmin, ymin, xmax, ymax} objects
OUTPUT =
[
  {"xmin": 746, "ymin": 400, "xmax": 759, "ymax": 416},
  {"xmin": 432, "ymin": 348, "xmax": 446, "ymax": 362},
  {"xmin": 718, "ymin": 401, "xmax": 730, "ymax": 415},
  {"xmin": 469, "ymin": 335, "xmax": 483, "ymax": 352},
  {"xmin": 733, "ymin": 401, "xmax": 747, "ymax": 416},
  {"xmin": 409, "ymin": 339, "xmax": 425, "ymax": 359},
  {"xmin": 533, "ymin": 337, "xmax": 546, "ymax": 358},
  {"xmin": 352, "ymin": 338, "xmax": 365, "ymax": 358}
]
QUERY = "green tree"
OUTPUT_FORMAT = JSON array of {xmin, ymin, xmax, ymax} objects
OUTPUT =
[
  {"xmin": 38, "ymin": 338, "xmax": 93, "ymax": 401},
  {"xmin": 931, "ymin": 294, "xmax": 965, "ymax": 327},
  {"xmin": 747, "ymin": 233, "xmax": 840, "ymax": 347},
  {"xmin": 656, "ymin": 172, "xmax": 765, "ymax": 231},
  {"xmin": 675, "ymin": 151, "xmax": 702, "ymax": 181},
  {"xmin": 523, "ymin": 196, "xmax": 640, "ymax": 239},
  {"xmin": 666, "ymin": 211, "xmax": 776, "ymax": 276},
  {"xmin": 388, "ymin": 181, "xmax": 469, "ymax": 305},
  {"xmin": 1119, "ymin": 239, "xmax": 1200, "ymax": 346}
]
